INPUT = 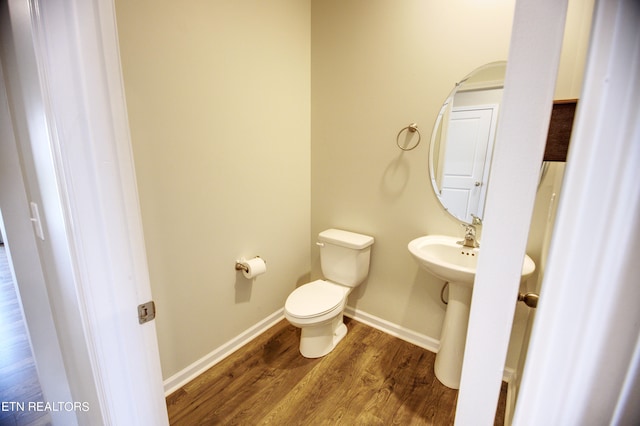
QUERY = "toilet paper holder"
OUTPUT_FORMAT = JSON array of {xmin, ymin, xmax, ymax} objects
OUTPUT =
[{"xmin": 235, "ymin": 256, "xmax": 265, "ymax": 273}]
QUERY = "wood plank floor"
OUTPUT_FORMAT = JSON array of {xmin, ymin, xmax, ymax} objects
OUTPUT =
[
  {"xmin": 0, "ymin": 245, "xmax": 51, "ymax": 426},
  {"xmin": 167, "ymin": 317, "xmax": 507, "ymax": 425}
]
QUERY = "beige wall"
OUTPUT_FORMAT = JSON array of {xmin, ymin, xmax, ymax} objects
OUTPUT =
[
  {"xmin": 311, "ymin": 0, "xmax": 517, "ymax": 339},
  {"xmin": 116, "ymin": 0, "xmax": 591, "ymax": 380},
  {"xmin": 311, "ymin": 0, "xmax": 591, "ymax": 369},
  {"xmin": 115, "ymin": 0, "xmax": 311, "ymax": 378}
]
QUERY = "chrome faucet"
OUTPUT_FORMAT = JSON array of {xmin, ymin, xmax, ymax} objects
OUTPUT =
[{"xmin": 458, "ymin": 223, "xmax": 479, "ymax": 248}]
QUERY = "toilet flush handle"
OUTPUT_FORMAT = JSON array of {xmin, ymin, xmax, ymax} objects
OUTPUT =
[{"xmin": 316, "ymin": 242, "xmax": 325, "ymax": 247}]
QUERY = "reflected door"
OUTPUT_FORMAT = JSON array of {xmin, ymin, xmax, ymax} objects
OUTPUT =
[{"xmin": 440, "ymin": 105, "xmax": 498, "ymax": 222}]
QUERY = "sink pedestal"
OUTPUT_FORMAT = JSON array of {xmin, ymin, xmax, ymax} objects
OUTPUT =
[
  {"xmin": 434, "ymin": 281, "xmax": 473, "ymax": 389},
  {"xmin": 407, "ymin": 234, "xmax": 536, "ymax": 390}
]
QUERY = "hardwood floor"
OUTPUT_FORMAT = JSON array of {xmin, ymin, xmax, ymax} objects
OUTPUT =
[
  {"xmin": 167, "ymin": 317, "xmax": 507, "ymax": 425},
  {"xmin": 0, "ymin": 245, "xmax": 51, "ymax": 426}
]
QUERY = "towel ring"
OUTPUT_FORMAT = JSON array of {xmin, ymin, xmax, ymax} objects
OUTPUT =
[{"xmin": 396, "ymin": 123, "xmax": 421, "ymax": 151}]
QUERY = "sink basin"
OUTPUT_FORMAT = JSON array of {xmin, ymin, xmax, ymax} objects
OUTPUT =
[
  {"xmin": 408, "ymin": 235, "xmax": 535, "ymax": 285},
  {"xmin": 408, "ymin": 234, "xmax": 536, "ymax": 389}
]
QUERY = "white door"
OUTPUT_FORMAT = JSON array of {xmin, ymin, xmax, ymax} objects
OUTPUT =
[{"xmin": 440, "ymin": 105, "xmax": 498, "ymax": 223}]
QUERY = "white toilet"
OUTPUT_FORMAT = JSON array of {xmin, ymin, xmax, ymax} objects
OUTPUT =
[{"xmin": 284, "ymin": 228, "xmax": 374, "ymax": 358}]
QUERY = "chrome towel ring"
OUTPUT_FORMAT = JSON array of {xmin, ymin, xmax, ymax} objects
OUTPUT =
[{"xmin": 396, "ymin": 123, "xmax": 421, "ymax": 151}]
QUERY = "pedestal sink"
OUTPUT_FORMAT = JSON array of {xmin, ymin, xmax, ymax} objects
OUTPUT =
[{"xmin": 408, "ymin": 235, "xmax": 535, "ymax": 389}]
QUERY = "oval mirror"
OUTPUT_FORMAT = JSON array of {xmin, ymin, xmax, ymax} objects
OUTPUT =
[{"xmin": 429, "ymin": 61, "xmax": 507, "ymax": 224}]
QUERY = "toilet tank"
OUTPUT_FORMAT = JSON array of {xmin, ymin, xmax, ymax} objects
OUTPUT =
[{"xmin": 318, "ymin": 229, "xmax": 374, "ymax": 287}]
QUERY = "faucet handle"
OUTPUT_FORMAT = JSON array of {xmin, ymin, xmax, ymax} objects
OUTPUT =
[
  {"xmin": 461, "ymin": 222, "xmax": 475, "ymax": 231},
  {"xmin": 471, "ymin": 214, "xmax": 483, "ymax": 226}
]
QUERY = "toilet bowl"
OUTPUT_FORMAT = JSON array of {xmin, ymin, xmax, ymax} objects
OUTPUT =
[
  {"xmin": 284, "ymin": 229, "xmax": 374, "ymax": 358},
  {"xmin": 285, "ymin": 279, "xmax": 350, "ymax": 358}
]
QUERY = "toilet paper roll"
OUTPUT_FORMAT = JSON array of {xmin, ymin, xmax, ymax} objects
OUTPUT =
[{"xmin": 242, "ymin": 257, "xmax": 267, "ymax": 279}]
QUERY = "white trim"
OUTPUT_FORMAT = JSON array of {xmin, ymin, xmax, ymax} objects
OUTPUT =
[
  {"xmin": 513, "ymin": 0, "xmax": 640, "ymax": 423},
  {"xmin": 161, "ymin": 304, "xmax": 514, "ymax": 394},
  {"xmin": 2, "ymin": 1, "xmax": 103, "ymax": 423},
  {"xmin": 163, "ymin": 309, "xmax": 285, "ymax": 396},
  {"xmin": 344, "ymin": 306, "xmax": 440, "ymax": 353},
  {"xmin": 455, "ymin": 0, "xmax": 569, "ymax": 424},
  {"xmin": 9, "ymin": 0, "xmax": 169, "ymax": 423},
  {"xmin": 345, "ymin": 306, "xmax": 516, "ymax": 384},
  {"xmin": 0, "ymin": 47, "xmax": 77, "ymax": 426},
  {"xmin": 161, "ymin": 306, "xmax": 435, "ymax": 396},
  {"xmin": 163, "ymin": 306, "xmax": 518, "ymax": 397}
]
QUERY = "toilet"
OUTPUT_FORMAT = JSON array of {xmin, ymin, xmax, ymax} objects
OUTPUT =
[{"xmin": 284, "ymin": 228, "xmax": 374, "ymax": 358}]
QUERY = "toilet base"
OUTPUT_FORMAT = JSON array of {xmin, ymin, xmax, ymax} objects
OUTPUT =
[{"xmin": 299, "ymin": 314, "xmax": 347, "ymax": 358}]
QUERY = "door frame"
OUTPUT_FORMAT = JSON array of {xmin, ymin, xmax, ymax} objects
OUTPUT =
[
  {"xmin": 0, "ymin": 44, "xmax": 78, "ymax": 426},
  {"xmin": 512, "ymin": 0, "xmax": 640, "ymax": 423},
  {"xmin": 456, "ymin": 0, "xmax": 571, "ymax": 421},
  {"xmin": 457, "ymin": 0, "xmax": 640, "ymax": 424},
  {"xmin": 5, "ymin": 0, "xmax": 638, "ymax": 423},
  {"xmin": 2, "ymin": 0, "xmax": 168, "ymax": 423}
]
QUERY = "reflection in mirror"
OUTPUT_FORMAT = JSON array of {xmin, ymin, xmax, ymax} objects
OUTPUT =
[{"xmin": 429, "ymin": 61, "xmax": 507, "ymax": 224}]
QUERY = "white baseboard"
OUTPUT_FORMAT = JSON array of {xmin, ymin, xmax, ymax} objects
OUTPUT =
[
  {"xmin": 163, "ymin": 308, "xmax": 285, "ymax": 396},
  {"xmin": 164, "ymin": 305, "xmax": 516, "ymax": 398},
  {"xmin": 344, "ymin": 305, "xmax": 441, "ymax": 353},
  {"xmin": 345, "ymin": 306, "xmax": 516, "ymax": 385}
]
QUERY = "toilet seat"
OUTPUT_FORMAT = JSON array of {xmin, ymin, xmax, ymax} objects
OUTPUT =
[{"xmin": 285, "ymin": 280, "xmax": 346, "ymax": 319}]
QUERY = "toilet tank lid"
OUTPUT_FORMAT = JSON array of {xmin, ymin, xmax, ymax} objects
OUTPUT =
[{"xmin": 319, "ymin": 229, "xmax": 374, "ymax": 249}]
